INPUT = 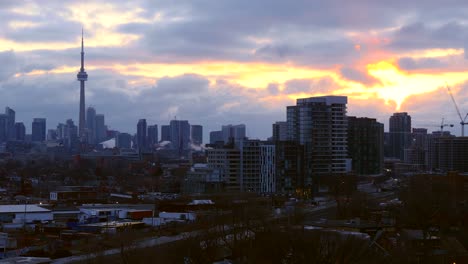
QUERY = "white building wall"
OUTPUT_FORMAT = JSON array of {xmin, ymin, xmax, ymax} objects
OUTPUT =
[{"xmin": 260, "ymin": 145, "xmax": 276, "ymax": 193}]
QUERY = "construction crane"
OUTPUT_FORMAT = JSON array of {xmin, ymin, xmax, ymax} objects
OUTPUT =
[
  {"xmin": 439, "ymin": 118, "xmax": 454, "ymax": 132},
  {"xmin": 446, "ymin": 84, "xmax": 468, "ymax": 136}
]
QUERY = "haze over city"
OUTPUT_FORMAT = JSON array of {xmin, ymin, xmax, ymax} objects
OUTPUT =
[{"xmin": 1, "ymin": 1, "xmax": 468, "ymax": 138}]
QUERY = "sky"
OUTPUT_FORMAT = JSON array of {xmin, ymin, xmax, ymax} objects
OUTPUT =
[{"xmin": 2, "ymin": 0, "xmax": 468, "ymax": 140}]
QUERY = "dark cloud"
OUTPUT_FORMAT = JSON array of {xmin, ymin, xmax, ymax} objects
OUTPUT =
[{"xmin": 389, "ymin": 21, "xmax": 468, "ymax": 51}]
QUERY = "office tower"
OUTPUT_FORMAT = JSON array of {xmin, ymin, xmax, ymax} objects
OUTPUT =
[
  {"xmin": 117, "ymin": 133, "xmax": 132, "ymax": 149},
  {"xmin": 94, "ymin": 114, "xmax": 106, "ymax": 143},
  {"xmin": 31, "ymin": 118, "xmax": 46, "ymax": 142},
  {"xmin": 0, "ymin": 114, "xmax": 7, "ymax": 143},
  {"xmin": 47, "ymin": 129, "xmax": 57, "ymax": 141},
  {"xmin": 5, "ymin": 107, "xmax": 15, "ymax": 140},
  {"xmin": 272, "ymin": 121, "xmax": 287, "ymax": 141},
  {"xmin": 77, "ymin": 30, "xmax": 88, "ymax": 140},
  {"xmin": 161, "ymin": 125, "xmax": 170, "ymax": 142},
  {"xmin": 64, "ymin": 119, "xmax": 78, "ymax": 149},
  {"xmin": 209, "ymin": 131, "xmax": 223, "ymax": 144},
  {"xmin": 287, "ymin": 96, "xmax": 349, "ymax": 186},
  {"xmin": 14, "ymin": 122, "xmax": 25, "ymax": 141},
  {"xmin": 86, "ymin": 107, "xmax": 96, "ymax": 144},
  {"xmin": 147, "ymin": 125, "xmax": 158, "ymax": 148},
  {"xmin": 170, "ymin": 120, "xmax": 190, "ymax": 151},
  {"xmin": 222, "ymin": 124, "xmax": 246, "ymax": 144},
  {"xmin": 389, "ymin": 112, "xmax": 412, "ymax": 160},
  {"xmin": 56, "ymin": 123, "xmax": 66, "ymax": 140},
  {"xmin": 137, "ymin": 119, "xmax": 147, "ymax": 151},
  {"xmin": 191, "ymin": 125, "xmax": 203, "ymax": 145},
  {"xmin": 348, "ymin": 117, "xmax": 384, "ymax": 175}
]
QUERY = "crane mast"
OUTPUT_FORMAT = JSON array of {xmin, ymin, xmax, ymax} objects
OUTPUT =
[{"xmin": 446, "ymin": 84, "xmax": 468, "ymax": 136}]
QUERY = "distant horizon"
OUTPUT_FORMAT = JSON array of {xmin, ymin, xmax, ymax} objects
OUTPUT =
[{"xmin": 1, "ymin": 1, "xmax": 468, "ymax": 140}]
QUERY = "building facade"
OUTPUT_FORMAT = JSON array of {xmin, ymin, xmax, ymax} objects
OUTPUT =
[
  {"xmin": 272, "ymin": 121, "xmax": 287, "ymax": 141},
  {"xmin": 137, "ymin": 119, "xmax": 147, "ymax": 152},
  {"xmin": 31, "ymin": 118, "xmax": 46, "ymax": 142},
  {"xmin": 191, "ymin": 125, "xmax": 203, "ymax": 145},
  {"xmin": 287, "ymin": 96, "xmax": 350, "ymax": 188},
  {"xmin": 348, "ymin": 117, "xmax": 384, "ymax": 175},
  {"xmin": 389, "ymin": 112, "xmax": 412, "ymax": 160}
]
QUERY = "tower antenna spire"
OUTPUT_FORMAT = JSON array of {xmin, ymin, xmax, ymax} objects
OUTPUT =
[
  {"xmin": 80, "ymin": 27, "xmax": 84, "ymax": 71},
  {"xmin": 77, "ymin": 28, "xmax": 88, "ymax": 143}
]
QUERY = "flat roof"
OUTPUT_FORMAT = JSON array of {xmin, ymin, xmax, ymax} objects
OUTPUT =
[{"xmin": 0, "ymin": 204, "xmax": 50, "ymax": 213}]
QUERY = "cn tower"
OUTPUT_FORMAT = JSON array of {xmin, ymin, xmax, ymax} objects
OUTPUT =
[{"xmin": 77, "ymin": 29, "xmax": 88, "ymax": 140}]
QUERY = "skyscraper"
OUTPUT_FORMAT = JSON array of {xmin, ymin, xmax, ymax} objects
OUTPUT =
[
  {"xmin": 86, "ymin": 107, "xmax": 96, "ymax": 144},
  {"xmin": 170, "ymin": 120, "xmax": 190, "ymax": 151},
  {"xmin": 161, "ymin": 125, "xmax": 170, "ymax": 142},
  {"xmin": 0, "ymin": 114, "xmax": 7, "ymax": 143},
  {"xmin": 5, "ymin": 107, "xmax": 15, "ymax": 140},
  {"xmin": 77, "ymin": 29, "xmax": 88, "ymax": 140},
  {"xmin": 209, "ymin": 130, "xmax": 223, "ymax": 144},
  {"xmin": 287, "ymin": 96, "xmax": 349, "ymax": 186},
  {"xmin": 147, "ymin": 125, "xmax": 158, "ymax": 148},
  {"xmin": 94, "ymin": 114, "xmax": 106, "ymax": 143},
  {"xmin": 191, "ymin": 125, "xmax": 203, "ymax": 145},
  {"xmin": 116, "ymin": 133, "xmax": 132, "ymax": 149},
  {"xmin": 14, "ymin": 122, "xmax": 25, "ymax": 141},
  {"xmin": 221, "ymin": 124, "xmax": 246, "ymax": 144},
  {"xmin": 137, "ymin": 119, "xmax": 147, "ymax": 151},
  {"xmin": 32, "ymin": 118, "xmax": 46, "ymax": 142},
  {"xmin": 389, "ymin": 112, "xmax": 412, "ymax": 160}
]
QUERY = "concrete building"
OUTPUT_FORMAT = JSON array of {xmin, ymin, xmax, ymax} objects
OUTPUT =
[
  {"xmin": 161, "ymin": 125, "xmax": 170, "ymax": 142},
  {"xmin": 14, "ymin": 122, "xmax": 25, "ymax": 141},
  {"xmin": 206, "ymin": 147, "xmax": 241, "ymax": 192},
  {"xmin": 287, "ymin": 96, "xmax": 350, "ymax": 187},
  {"xmin": 94, "ymin": 114, "xmax": 106, "ymax": 143},
  {"xmin": 31, "ymin": 118, "xmax": 46, "ymax": 142},
  {"xmin": 404, "ymin": 128, "xmax": 428, "ymax": 168},
  {"xmin": 191, "ymin": 125, "xmax": 203, "ymax": 145},
  {"xmin": 437, "ymin": 137, "xmax": 468, "ymax": 173},
  {"xmin": 389, "ymin": 112, "xmax": 412, "ymax": 160},
  {"xmin": 348, "ymin": 117, "xmax": 384, "ymax": 175},
  {"xmin": 147, "ymin": 124, "xmax": 158, "ymax": 149},
  {"xmin": 209, "ymin": 130, "xmax": 223, "ymax": 144},
  {"xmin": 5, "ymin": 107, "xmax": 15, "ymax": 140},
  {"xmin": 170, "ymin": 120, "xmax": 190, "ymax": 152},
  {"xmin": 272, "ymin": 121, "xmax": 288, "ymax": 141},
  {"xmin": 275, "ymin": 141, "xmax": 304, "ymax": 194},
  {"xmin": 116, "ymin": 133, "xmax": 132, "ymax": 149},
  {"xmin": 222, "ymin": 124, "xmax": 246, "ymax": 144},
  {"xmin": 137, "ymin": 119, "xmax": 147, "ymax": 152},
  {"xmin": 86, "ymin": 107, "xmax": 96, "ymax": 144},
  {"xmin": 260, "ymin": 143, "xmax": 276, "ymax": 193},
  {"xmin": 426, "ymin": 131, "xmax": 454, "ymax": 172},
  {"xmin": 0, "ymin": 114, "xmax": 7, "ymax": 143}
]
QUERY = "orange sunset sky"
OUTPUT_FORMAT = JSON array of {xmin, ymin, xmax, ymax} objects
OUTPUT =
[{"xmin": 1, "ymin": 1, "xmax": 468, "ymax": 138}]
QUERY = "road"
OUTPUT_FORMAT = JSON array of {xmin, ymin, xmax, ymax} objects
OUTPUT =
[{"xmin": 52, "ymin": 232, "xmax": 190, "ymax": 264}]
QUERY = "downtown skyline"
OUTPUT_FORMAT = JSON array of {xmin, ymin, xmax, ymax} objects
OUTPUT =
[{"xmin": 1, "ymin": 1, "xmax": 468, "ymax": 139}]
